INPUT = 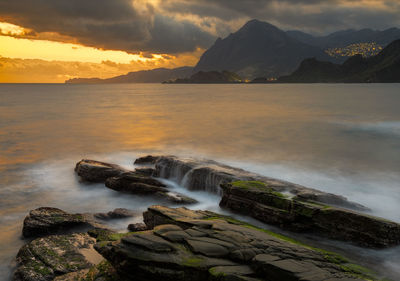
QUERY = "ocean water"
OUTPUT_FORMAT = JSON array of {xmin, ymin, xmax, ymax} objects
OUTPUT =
[{"xmin": 0, "ymin": 83, "xmax": 400, "ymax": 280}]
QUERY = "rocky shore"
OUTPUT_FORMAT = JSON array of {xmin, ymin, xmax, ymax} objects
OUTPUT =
[{"xmin": 13, "ymin": 155, "xmax": 400, "ymax": 280}]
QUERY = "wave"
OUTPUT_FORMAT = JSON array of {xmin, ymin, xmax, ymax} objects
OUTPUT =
[{"xmin": 341, "ymin": 121, "xmax": 400, "ymax": 138}]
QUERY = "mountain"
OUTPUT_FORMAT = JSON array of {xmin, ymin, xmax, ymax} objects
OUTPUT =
[
  {"xmin": 287, "ymin": 28, "xmax": 400, "ymax": 48},
  {"xmin": 65, "ymin": 67, "xmax": 193, "ymax": 84},
  {"xmin": 193, "ymin": 19, "xmax": 332, "ymax": 79},
  {"xmin": 278, "ymin": 39, "xmax": 400, "ymax": 83},
  {"xmin": 163, "ymin": 70, "xmax": 242, "ymax": 83}
]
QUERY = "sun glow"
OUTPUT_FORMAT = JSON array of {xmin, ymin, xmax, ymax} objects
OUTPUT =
[
  {"xmin": 0, "ymin": 35, "xmax": 161, "ymax": 64},
  {"xmin": 0, "ymin": 22, "xmax": 28, "ymax": 36}
]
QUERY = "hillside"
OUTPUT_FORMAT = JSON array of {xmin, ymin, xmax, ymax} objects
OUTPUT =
[
  {"xmin": 164, "ymin": 70, "xmax": 242, "ymax": 83},
  {"xmin": 287, "ymin": 28, "xmax": 400, "ymax": 49},
  {"xmin": 65, "ymin": 67, "xmax": 193, "ymax": 84},
  {"xmin": 278, "ymin": 39, "xmax": 400, "ymax": 83},
  {"xmin": 193, "ymin": 19, "xmax": 332, "ymax": 79}
]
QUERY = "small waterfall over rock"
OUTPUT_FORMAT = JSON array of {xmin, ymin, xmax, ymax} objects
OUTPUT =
[
  {"xmin": 152, "ymin": 156, "xmax": 249, "ymax": 195},
  {"xmin": 134, "ymin": 155, "xmax": 369, "ymax": 211}
]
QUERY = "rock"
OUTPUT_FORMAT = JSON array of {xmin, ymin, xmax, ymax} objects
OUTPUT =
[
  {"xmin": 135, "ymin": 167, "xmax": 155, "ymax": 176},
  {"xmin": 162, "ymin": 192, "xmax": 198, "ymax": 204},
  {"xmin": 95, "ymin": 205, "xmax": 371, "ymax": 281},
  {"xmin": 75, "ymin": 159, "xmax": 126, "ymax": 182},
  {"xmin": 105, "ymin": 172, "xmax": 167, "ymax": 194},
  {"xmin": 105, "ymin": 172, "xmax": 197, "ymax": 205},
  {"xmin": 134, "ymin": 155, "xmax": 160, "ymax": 165},
  {"xmin": 22, "ymin": 207, "xmax": 93, "ymax": 238},
  {"xmin": 88, "ymin": 228, "xmax": 118, "ymax": 242},
  {"xmin": 127, "ymin": 223, "xmax": 148, "ymax": 232},
  {"xmin": 74, "ymin": 260, "xmax": 121, "ymax": 281},
  {"xmin": 14, "ymin": 233, "xmax": 103, "ymax": 281},
  {"xmin": 94, "ymin": 208, "xmax": 137, "ymax": 220},
  {"xmin": 150, "ymin": 155, "xmax": 368, "ymax": 211},
  {"xmin": 219, "ymin": 181, "xmax": 400, "ymax": 248}
]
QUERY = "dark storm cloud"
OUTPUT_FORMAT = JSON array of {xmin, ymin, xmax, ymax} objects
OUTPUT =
[
  {"xmin": 162, "ymin": 0, "xmax": 400, "ymax": 34},
  {"xmin": 0, "ymin": 0, "xmax": 215, "ymax": 53},
  {"xmin": 1, "ymin": 0, "xmax": 400, "ymax": 53}
]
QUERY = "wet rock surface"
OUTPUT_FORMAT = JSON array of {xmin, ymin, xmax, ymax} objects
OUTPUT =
[
  {"xmin": 219, "ymin": 181, "xmax": 400, "ymax": 248},
  {"xmin": 96, "ymin": 205, "xmax": 371, "ymax": 281},
  {"xmin": 136, "ymin": 155, "xmax": 368, "ymax": 211},
  {"xmin": 22, "ymin": 207, "xmax": 93, "ymax": 238},
  {"xmin": 105, "ymin": 172, "xmax": 197, "ymax": 204},
  {"xmin": 127, "ymin": 223, "xmax": 148, "ymax": 232},
  {"xmin": 75, "ymin": 159, "xmax": 126, "ymax": 183},
  {"xmin": 14, "ymin": 233, "xmax": 103, "ymax": 281},
  {"xmin": 134, "ymin": 155, "xmax": 160, "ymax": 165},
  {"xmin": 105, "ymin": 172, "xmax": 167, "ymax": 193},
  {"xmin": 93, "ymin": 208, "xmax": 137, "ymax": 220}
]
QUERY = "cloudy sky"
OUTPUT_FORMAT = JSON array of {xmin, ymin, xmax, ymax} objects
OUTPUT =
[{"xmin": 1, "ymin": 0, "xmax": 400, "ymax": 82}]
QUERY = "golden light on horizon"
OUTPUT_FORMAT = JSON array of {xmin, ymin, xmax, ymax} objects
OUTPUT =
[
  {"xmin": 0, "ymin": 22, "xmax": 28, "ymax": 36},
  {"xmin": 0, "ymin": 34, "xmax": 162, "ymax": 64},
  {"xmin": 0, "ymin": 20, "xmax": 204, "ymax": 83}
]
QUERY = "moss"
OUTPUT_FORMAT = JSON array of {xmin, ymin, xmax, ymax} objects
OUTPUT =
[
  {"xmin": 202, "ymin": 213, "xmax": 380, "ymax": 280},
  {"xmin": 209, "ymin": 267, "xmax": 227, "ymax": 277},
  {"xmin": 231, "ymin": 180, "xmax": 268, "ymax": 190},
  {"xmin": 89, "ymin": 228, "xmax": 135, "ymax": 242},
  {"xmin": 80, "ymin": 260, "xmax": 120, "ymax": 281},
  {"xmin": 231, "ymin": 181, "xmax": 288, "ymax": 199},
  {"xmin": 74, "ymin": 214, "xmax": 84, "ymax": 221},
  {"xmin": 182, "ymin": 257, "xmax": 204, "ymax": 267},
  {"xmin": 108, "ymin": 232, "xmax": 135, "ymax": 241},
  {"xmin": 293, "ymin": 205, "xmax": 316, "ymax": 217},
  {"xmin": 31, "ymin": 260, "xmax": 52, "ymax": 276}
]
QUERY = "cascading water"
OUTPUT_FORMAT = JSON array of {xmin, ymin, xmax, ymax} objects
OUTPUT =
[{"xmin": 153, "ymin": 156, "xmax": 249, "ymax": 195}]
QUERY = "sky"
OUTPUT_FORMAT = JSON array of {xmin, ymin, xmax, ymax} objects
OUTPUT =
[{"xmin": 1, "ymin": 0, "xmax": 400, "ymax": 82}]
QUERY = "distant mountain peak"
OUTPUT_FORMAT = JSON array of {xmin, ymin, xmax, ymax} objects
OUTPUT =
[
  {"xmin": 239, "ymin": 19, "xmax": 280, "ymax": 33},
  {"xmin": 194, "ymin": 19, "xmax": 330, "ymax": 78}
]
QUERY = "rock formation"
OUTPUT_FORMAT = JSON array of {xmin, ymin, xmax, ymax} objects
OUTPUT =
[
  {"xmin": 22, "ymin": 207, "xmax": 93, "ymax": 238},
  {"xmin": 75, "ymin": 159, "xmax": 126, "ymax": 183},
  {"xmin": 95, "ymin": 205, "xmax": 374, "ymax": 281},
  {"xmin": 75, "ymin": 159, "xmax": 197, "ymax": 205},
  {"xmin": 137, "ymin": 155, "xmax": 367, "ymax": 211},
  {"xmin": 220, "ymin": 181, "xmax": 400, "ymax": 248},
  {"xmin": 14, "ymin": 233, "xmax": 103, "ymax": 281}
]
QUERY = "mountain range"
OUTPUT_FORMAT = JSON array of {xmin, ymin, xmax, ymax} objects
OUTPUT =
[
  {"xmin": 193, "ymin": 20, "xmax": 332, "ymax": 78},
  {"xmin": 278, "ymin": 39, "xmax": 400, "ymax": 83},
  {"xmin": 286, "ymin": 28, "xmax": 400, "ymax": 49},
  {"xmin": 66, "ymin": 20, "xmax": 400, "ymax": 83},
  {"xmin": 65, "ymin": 66, "xmax": 193, "ymax": 84}
]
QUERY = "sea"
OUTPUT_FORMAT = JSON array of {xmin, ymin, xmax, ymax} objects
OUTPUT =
[{"xmin": 0, "ymin": 83, "xmax": 400, "ymax": 280}]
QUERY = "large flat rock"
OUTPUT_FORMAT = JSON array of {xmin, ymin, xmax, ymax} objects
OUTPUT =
[
  {"xmin": 75, "ymin": 159, "xmax": 127, "ymax": 183},
  {"xmin": 95, "ymin": 205, "xmax": 374, "ymax": 281},
  {"xmin": 22, "ymin": 207, "xmax": 94, "ymax": 238},
  {"xmin": 219, "ymin": 181, "xmax": 400, "ymax": 248},
  {"xmin": 14, "ymin": 233, "xmax": 103, "ymax": 281}
]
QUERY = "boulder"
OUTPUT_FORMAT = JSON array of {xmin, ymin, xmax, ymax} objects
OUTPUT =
[
  {"xmin": 94, "ymin": 208, "xmax": 137, "ymax": 220},
  {"xmin": 22, "ymin": 207, "xmax": 94, "ymax": 238},
  {"xmin": 135, "ymin": 167, "xmax": 155, "ymax": 176},
  {"xmin": 219, "ymin": 181, "xmax": 400, "ymax": 248},
  {"xmin": 75, "ymin": 159, "xmax": 126, "ymax": 182},
  {"xmin": 127, "ymin": 223, "xmax": 148, "ymax": 232},
  {"xmin": 14, "ymin": 233, "xmax": 103, "ymax": 281},
  {"xmin": 95, "ymin": 205, "xmax": 372, "ymax": 281},
  {"xmin": 134, "ymin": 155, "xmax": 160, "ymax": 165},
  {"xmin": 105, "ymin": 172, "xmax": 167, "ymax": 194}
]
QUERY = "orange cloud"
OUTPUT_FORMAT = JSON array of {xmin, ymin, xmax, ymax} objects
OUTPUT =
[{"xmin": 0, "ymin": 48, "xmax": 203, "ymax": 83}]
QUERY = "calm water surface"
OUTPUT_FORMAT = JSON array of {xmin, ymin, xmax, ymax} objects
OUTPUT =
[{"xmin": 1, "ymin": 83, "xmax": 400, "ymax": 280}]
